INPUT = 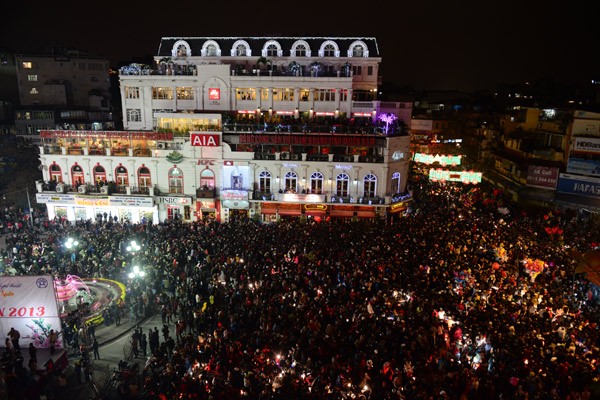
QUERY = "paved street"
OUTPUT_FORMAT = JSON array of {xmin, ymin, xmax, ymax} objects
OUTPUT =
[{"xmin": 65, "ymin": 310, "xmax": 174, "ymax": 400}]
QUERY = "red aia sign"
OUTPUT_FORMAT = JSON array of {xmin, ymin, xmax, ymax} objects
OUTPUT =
[
  {"xmin": 190, "ymin": 133, "xmax": 220, "ymax": 147},
  {"xmin": 209, "ymin": 88, "xmax": 220, "ymax": 100}
]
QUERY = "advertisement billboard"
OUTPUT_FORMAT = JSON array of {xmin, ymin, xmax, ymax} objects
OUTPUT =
[
  {"xmin": 526, "ymin": 165, "xmax": 559, "ymax": 189},
  {"xmin": 556, "ymin": 173, "xmax": 600, "ymax": 199},
  {"xmin": 573, "ymin": 137, "xmax": 600, "ymax": 154},
  {"xmin": 566, "ymin": 157, "xmax": 600, "ymax": 177},
  {"xmin": 0, "ymin": 275, "xmax": 63, "ymax": 349}
]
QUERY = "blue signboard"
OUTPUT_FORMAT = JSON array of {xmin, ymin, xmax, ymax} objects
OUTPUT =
[{"xmin": 556, "ymin": 173, "xmax": 600, "ymax": 199}]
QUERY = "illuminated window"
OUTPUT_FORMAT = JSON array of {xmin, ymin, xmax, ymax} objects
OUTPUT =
[
  {"xmin": 115, "ymin": 165, "xmax": 128, "ymax": 187},
  {"xmin": 310, "ymin": 172, "xmax": 324, "ymax": 194},
  {"xmin": 200, "ymin": 169, "xmax": 215, "ymax": 190},
  {"xmin": 236, "ymin": 88, "xmax": 256, "ymax": 101},
  {"xmin": 259, "ymin": 170, "xmax": 272, "ymax": 192},
  {"xmin": 49, "ymin": 163, "xmax": 62, "ymax": 183},
  {"xmin": 299, "ymin": 89, "xmax": 310, "ymax": 102},
  {"xmin": 22, "ymin": 61, "xmax": 33, "ymax": 69},
  {"xmin": 71, "ymin": 164, "xmax": 85, "ymax": 186},
  {"xmin": 363, "ymin": 174, "xmax": 377, "ymax": 197},
  {"xmin": 272, "ymin": 88, "xmax": 294, "ymax": 102},
  {"xmin": 152, "ymin": 87, "xmax": 174, "ymax": 100},
  {"xmin": 315, "ymin": 89, "xmax": 336, "ymax": 102},
  {"xmin": 138, "ymin": 166, "xmax": 151, "ymax": 192},
  {"xmin": 169, "ymin": 167, "xmax": 184, "ymax": 194},
  {"xmin": 391, "ymin": 172, "xmax": 401, "ymax": 194},
  {"xmin": 125, "ymin": 87, "xmax": 140, "ymax": 99},
  {"xmin": 27, "ymin": 75, "xmax": 37, "ymax": 82},
  {"xmin": 335, "ymin": 173, "xmax": 350, "ymax": 197},
  {"xmin": 177, "ymin": 87, "xmax": 194, "ymax": 100},
  {"xmin": 260, "ymin": 88, "xmax": 269, "ymax": 101},
  {"xmin": 93, "ymin": 165, "xmax": 107, "ymax": 184},
  {"xmin": 29, "ymin": 88, "xmax": 39, "ymax": 95},
  {"xmin": 284, "ymin": 171, "xmax": 298, "ymax": 193}
]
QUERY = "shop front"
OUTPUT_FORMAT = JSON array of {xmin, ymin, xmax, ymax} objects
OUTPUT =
[
  {"xmin": 157, "ymin": 195, "xmax": 194, "ymax": 221},
  {"xmin": 35, "ymin": 193, "xmax": 156, "ymax": 223},
  {"xmin": 196, "ymin": 199, "xmax": 218, "ymax": 221}
]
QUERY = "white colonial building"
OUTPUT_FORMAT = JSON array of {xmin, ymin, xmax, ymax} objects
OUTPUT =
[{"xmin": 35, "ymin": 37, "xmax": 413, "ymax": 223}]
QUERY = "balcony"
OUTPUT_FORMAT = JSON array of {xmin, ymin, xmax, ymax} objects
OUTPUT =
[
  {"xmin": 196, "ymin": 187, "xmax": 216, "ymax": 198},
  {"xmin": 36, "ymin": 181, "xmax": 152, "ymax": 196}
]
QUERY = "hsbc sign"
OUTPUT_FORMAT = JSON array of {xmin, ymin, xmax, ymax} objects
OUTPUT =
[{"xmin": 190, "ymin": 133, "xmax": 220, "ymax": 147}]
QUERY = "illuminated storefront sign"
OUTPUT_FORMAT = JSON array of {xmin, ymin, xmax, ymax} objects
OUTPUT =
[
  {"xmin": 110, "ymin": 196, "xmax": 154, "ymax": 208},
  {"xmin": 526, "ymin": 165, "xmax": 559, "ymax": 189},
  {"xmin": 158, "ymin": 197, "xmax": 192, "ymax": 204},
  {"xmin": 75, "ymin": 197, "xmax": 110, "ymax": 206},
  {"xmin": 36, "ymin": 193, "xmax": 76, "ymax": 204},
  {"xmin": 208, "ymin": 88, "xmax": 220, "ymax": 100},
  {"xmin": 573, "ymin": 137, "xmax": 600, "ymax": 154},
  {"xmin": 429, "ymin": 169, "xmax": 482, "ymax": 184},
  {"xmin": 413, "ymin": 153, "xmax": 462, "ymax": 166},
  {"xmin": 221, "ymin": 190, "xmax": 248, "ymax": 200},
  {"xmin": 190, "ymin": 132, "xmax": 221, "ymax": 147}
]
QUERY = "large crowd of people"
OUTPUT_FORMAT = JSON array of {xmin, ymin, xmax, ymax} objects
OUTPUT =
[{"xmin": 2, "ymin": 174, "xmax": 600, "ymax": 399}]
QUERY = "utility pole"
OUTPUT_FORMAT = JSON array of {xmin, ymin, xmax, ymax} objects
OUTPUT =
[{"xmin": 26, "ymin": 188, "xmax": 34, "ymax": 228}]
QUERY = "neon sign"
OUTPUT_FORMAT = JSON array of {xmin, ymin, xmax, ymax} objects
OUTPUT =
[
  {"xmin": 414, "ymin": 153, "xmax": 462, "ymax": 166},
  {"xmin": 429, "ymin": 168, "xmax": 482, "ymax": 184}
]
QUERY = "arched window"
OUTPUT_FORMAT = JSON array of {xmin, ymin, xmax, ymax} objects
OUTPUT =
[
  {"xmin": 391, "ymin": 172, "xmax": 401, "ymax": 194},
  {"xmin": 138, "ymin": 165, "xmax": 151, "ymax": 193},
  {"xmin": 200, "ymin": 168, "xmax": 215, "ymax": 190},
  {"xmin": 231, "ymin": 169, "xmax": 243, "ymax": 189},
  {"xmin": 295, "ymin": 44, "xmax": 307, "ymax": 57},
  {"xmin": 71, "ymin": 164, "xmax": 84, "ymax": 186},
  {"xmin": 177, "ymin": 44, "xmax": 188, "ymax": 57},
  {"xmin": 352, "ymin": 45, "xmax": 364, "ymax": 57},
  {"xmin": 267, "ymin": 44, "xmax": 278, "ymax": 57},
  {"xmin": 259, "ymin": 170, "xmax": 272, "ymax": 193},
  {"xmin": 93, "ymin": 164, "xmax": 106, "ymax": 185},
  {"xmin": 309, "ymin": 172, "xmax": 324, "ymax": 194},
  {"xmin": 115, "ymin": 165, "xmax": 128, "ymax": 187},
  {"xmin": 206, "ymin": 44, "xmax": 217, "ymax": 56},
  {"xmin": 262, "ymin": 40, "xmax": 282, "ymax": 57},
  {"xmin": 231, "ymin": 40, "xmax": 251, "ymax": 57},
  {"xmin": 236, "ymin": 44, "xmax": 247, "ymax": 56},
  {"xmin": 49, "ymin": 163, "xmax": 62, "ymax": 182},
  {"xmin": 335, "ymin": 173, "xmax": 350, "ymax": 197},
  {"xmin": 363, "ymin": 174, "xmax": 377, "ymax": 197},
  {"xmin": 291, "ymin": 40, "xmax": 311, "ymax": 57},
  {"xmin": 324, "ymin": 44, "xmax": 336, "ymax": 57},
  {"xmin": 284, "ymin": 171, "xmax": 298, "ymax": 193},
  {"xmin": 169, "ymin": 166, "xmax": 184, "ymax": 194}
]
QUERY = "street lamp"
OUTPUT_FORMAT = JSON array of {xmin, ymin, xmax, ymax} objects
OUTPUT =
[
  {"xmin": 128, "ymin": 265, "xmax": 146, "ymax": 279},
  {"xmin": 126, "ymin": 240, "xmax": 141, "ymax": 253},
  {"xmin": 65, "ymin": 237, "xmax": 80, "ymax": 262}
]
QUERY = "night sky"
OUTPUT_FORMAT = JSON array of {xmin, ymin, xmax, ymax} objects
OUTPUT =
[{"xmin": 1, "ymin": 0, "xmax": 597, "ymax": 92}]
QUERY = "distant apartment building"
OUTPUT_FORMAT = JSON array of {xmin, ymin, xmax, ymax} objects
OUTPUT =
[{"xmin": 14, "ymin": 47, "xmax": 113, "ymax": 139}]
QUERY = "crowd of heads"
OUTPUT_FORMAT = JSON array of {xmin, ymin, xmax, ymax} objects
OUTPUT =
[{"xmin": 2, "ymin": 175, "xmax": 600, "ymax": 399}]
